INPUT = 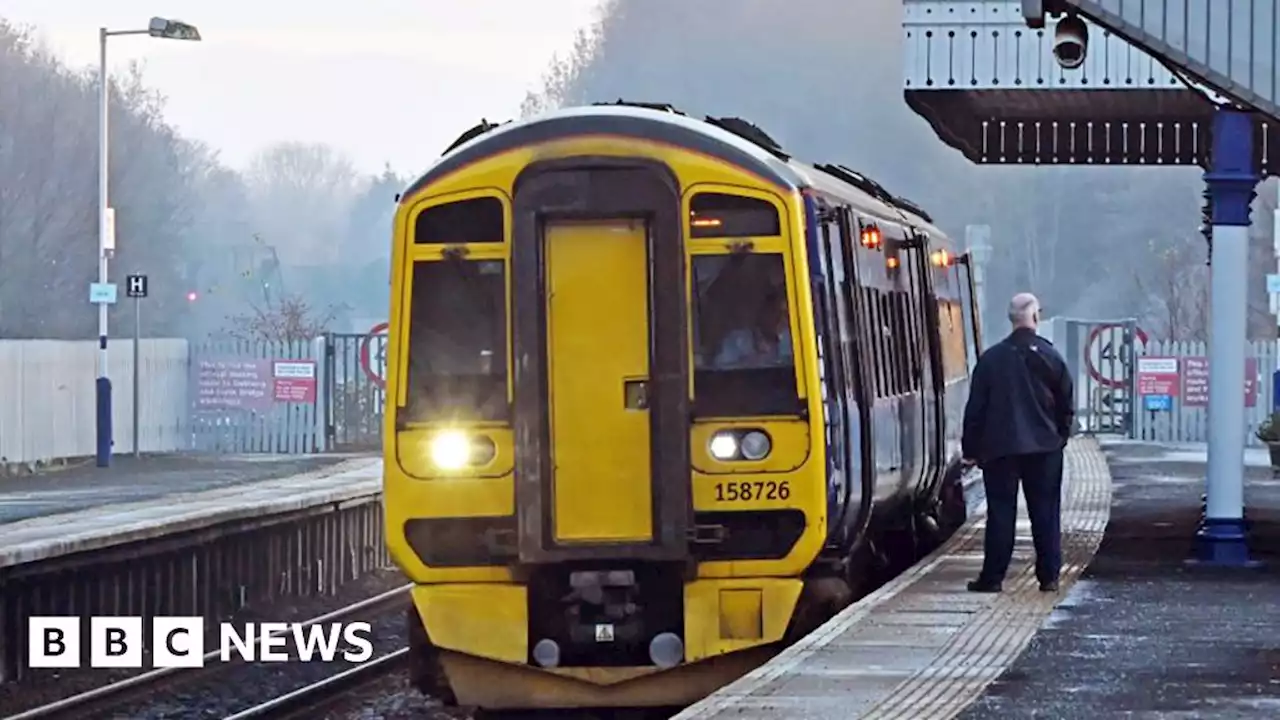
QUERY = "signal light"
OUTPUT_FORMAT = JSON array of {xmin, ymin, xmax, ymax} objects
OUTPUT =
[{"xmin": 859, "ymin": 224, "xmax": 882, "ymax": 250}]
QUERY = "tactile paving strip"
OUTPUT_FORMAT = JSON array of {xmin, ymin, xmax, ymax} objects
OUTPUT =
[{"xmin": 675, "ymin": 438, "xmax": 1113, "ymax": 720}]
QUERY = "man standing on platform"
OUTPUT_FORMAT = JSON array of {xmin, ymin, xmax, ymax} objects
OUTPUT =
[{"xmin": 961, "ymin": 292, "xmax": 1074, "ymax": 593}]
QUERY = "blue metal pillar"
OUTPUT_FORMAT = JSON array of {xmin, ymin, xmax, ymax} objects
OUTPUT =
[{"xmin": 1196, "ymin": 108, "xmax": 1260, "ymax": 567}]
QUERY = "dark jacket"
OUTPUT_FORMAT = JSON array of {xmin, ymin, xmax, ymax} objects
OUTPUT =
[{"xmin": 962, "ymin": 327, "xmax": 1074, "ymax": 464}]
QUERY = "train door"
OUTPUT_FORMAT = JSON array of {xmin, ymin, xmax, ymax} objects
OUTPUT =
[
  {"xmin": 833, "ymin": 207, "xmax": 875, "ymax": 543},
  {"xmin": 913, "ymin": 236, "xmax": 947, "ymax": 493},
  {"xmin": 900, "ymin": 240, "xmax": 935, "ymax": 494},
  {"xmin": 510, "ymin": 162, "xmax": 689, "ymax": 564},
  {"xmin": 544, "ymin": 220, "xmax": 654, "ymax": 543},
  {"xmin": 956, "ymin": 252, "xmax": 983, "ymax": 370}
]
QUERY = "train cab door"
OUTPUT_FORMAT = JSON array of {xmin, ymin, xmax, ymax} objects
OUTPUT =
[
  {"xmin": 510, "ymin": 162, "xmax": 690, "ymax": 565},
  {"xmin": 544, "ymin": 219, "xmax": 654, "ymax": 544}
]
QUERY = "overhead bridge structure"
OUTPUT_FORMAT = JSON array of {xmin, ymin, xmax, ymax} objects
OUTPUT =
[{"xmin": 902, "ymin": 0, "xmax": 1277, "ymax": 567}]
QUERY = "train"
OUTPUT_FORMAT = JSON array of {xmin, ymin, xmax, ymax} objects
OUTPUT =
[{"xmin": 382, "ymin": 102, "xmax": 985, "ymax": 711}]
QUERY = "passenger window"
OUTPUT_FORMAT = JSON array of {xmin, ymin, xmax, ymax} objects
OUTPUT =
[
  {"xmin": 690, "ymin": 193, "xmax": 781, "ymax": 238},
  {"xmin": 404, "ymin": 260, "xmax": 508, "ymax": 421},
  {"xmin": 691, "ymin": 253, "xmax": 802, "ymax": 416},
  {"xmin": 414, "ymin": 196, "xmax": 504, "ymax": 244}
]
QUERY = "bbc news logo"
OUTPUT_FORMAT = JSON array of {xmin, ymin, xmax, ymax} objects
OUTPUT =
[{"xmin": 28, "ymin": 617, "xmax": 374, "ymax": 669}]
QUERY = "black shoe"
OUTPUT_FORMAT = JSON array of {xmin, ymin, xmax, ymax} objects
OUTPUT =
[
  {"xmin": 1039, "ymin": 580, "xmax": 1059, "ymax": 592},
  {"xmin": 967, "ymin": 579, "xmax": 1002, "ymax": 593}
]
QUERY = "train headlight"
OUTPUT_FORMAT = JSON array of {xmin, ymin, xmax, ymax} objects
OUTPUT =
[
  {"xmin": 708, "ymin": 429, "xmax": 772, "ymax": 462},
  {"xmin": 429, "ymin": 431, "xmax": 496, "ymax": 470},
  {"xmin": 709, "ymin": 433, "xmax": 738, "ymax": 461},
  {"xmin": 740, "ymin": 431, "xmax": 771, "ymax": 461}
]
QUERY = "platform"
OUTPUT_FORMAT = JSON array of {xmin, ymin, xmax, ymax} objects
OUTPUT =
[
  {"xmin": 0, "ymin": 456, "xmax": 382, "ymax": 568},
  {"xmin": 676, "ymin": 437, "xmax": 1113, "ymax": 720},
  {"xmin": 0, "ymin": 453, "xmax": 356, "ymax": 525},
  {"xmin": 961, "ymin": 438, "xmax": 1280, "ymax": 718}
]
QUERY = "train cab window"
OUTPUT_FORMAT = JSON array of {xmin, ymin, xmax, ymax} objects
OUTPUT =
[
  {"xmin": 403, "ymin": 259, "xmax": 508, "ymax": 421},
  {"xmin": 414, "ymin": 196, "xmax": 504, "ymax": 244},
  {"xmin": 691, "ymin": 253, "xmax": 803, "ymax": 416},
  {"xmin": 689, "ymin": 193, "xmax": 781, "ymax": 238}
]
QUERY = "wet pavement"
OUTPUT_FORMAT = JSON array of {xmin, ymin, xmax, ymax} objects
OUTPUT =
[
  {"xmin": 0, "ymin": 454, "xmax": 356, "ymax": 524},
  {"xmin": 961, "ymin": 439, "xmax": 1280, "ymax": 719}
]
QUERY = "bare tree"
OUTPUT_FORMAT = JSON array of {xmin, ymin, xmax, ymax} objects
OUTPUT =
[
  {"xmin": 1133, "ymin": 237, "xmax": 1209, "ymax": 341},
  {"xmin": 242, "ymin": 142, "xmax": 359, "ymax": 269},
  {"xmin": 223, "ymin": 294, "xmax": 341, "ymax": 343}
]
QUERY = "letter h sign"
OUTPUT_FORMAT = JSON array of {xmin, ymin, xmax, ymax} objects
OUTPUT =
[{"xmin": 126, "ymin": 274, "xmax": 148, "ymax": 299}]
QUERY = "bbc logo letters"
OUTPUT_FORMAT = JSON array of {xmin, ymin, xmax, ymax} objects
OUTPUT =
[
  {"xmin": 30, "ymin": 617, "xmax": 204, "ymax": 669},
  {"xmin": 28, "ymin": 617, "xmax": 373, "ymax": 668}
]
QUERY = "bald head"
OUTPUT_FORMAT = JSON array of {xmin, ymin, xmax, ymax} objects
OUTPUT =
[{"xmin": 1008, "ymin": 293, "xmax": 1040, "ymax": 330}]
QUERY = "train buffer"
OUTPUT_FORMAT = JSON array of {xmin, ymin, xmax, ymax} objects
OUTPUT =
[{"xmin": 677, "ymin": 438, "xmax": 1280, "ymax": 718}]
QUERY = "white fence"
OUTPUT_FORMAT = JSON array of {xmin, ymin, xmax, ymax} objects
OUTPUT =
[
  {"xmin": 1133, "ymin": 340, "xmax": 1278, "ymax": 447},
  {"xmin": 0, "ymin": 337, "xmax": 330, "ymax": 466}
]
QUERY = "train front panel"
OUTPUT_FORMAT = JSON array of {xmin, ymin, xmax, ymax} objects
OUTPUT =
[{"xmin": 382, "ymin": 114, "xmax": 831, "ymax": 708}]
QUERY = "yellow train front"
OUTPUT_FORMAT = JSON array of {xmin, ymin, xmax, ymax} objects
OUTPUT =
[{"xmin": 383, "ymin": 103, "xmax": 973, "ymax": 710}]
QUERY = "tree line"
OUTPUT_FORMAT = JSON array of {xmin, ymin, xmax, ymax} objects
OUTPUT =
[{"xmin": 0, "ymin": 20, "xmax": 403, "ymax": 342}]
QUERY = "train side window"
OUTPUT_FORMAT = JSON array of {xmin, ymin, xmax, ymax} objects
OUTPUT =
[
  {"xmin": 869, "ymin": 288, "xmax": 888, "ymax": 398},
  {"xmin": 414, "ymin": 196, "xmax": 504, "ymax": 244},
  {"xmin": 878, "ymin": 292, "xmax": 897, "ymax": 396},
  {"xmin": 899, "ymin": 291, "xmax": 921, "ymax": 392},
  {"xmin": 862, "ymin": 288, "xmax": 880, "ymax": 398},
  {"xmin": 888, "ymin": 293, "xmax": 909, "ymax": 395},
  {"xmin": 690, "ymin": 193, "xmax": 782, "ymax": 238},
  {"xmin": 691, "ymin": 253, "xmax": 803, "ymax": 416},
  {"xmin": 403, "ymin": 259, "xmax": 509, "ymax": 421}
]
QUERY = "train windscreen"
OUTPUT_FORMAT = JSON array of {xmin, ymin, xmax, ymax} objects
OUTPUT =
[
  {"xmin": 691, "ymin": 253, "xmax": 803, "ymax": 416},
  {"xmin": 403, "ymin": 259, "xmax": 509, "ymax": 421}
]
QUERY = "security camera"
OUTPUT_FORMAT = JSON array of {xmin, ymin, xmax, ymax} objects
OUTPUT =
[{"xmin": 1052, "ymin": 14, "xmax": 1088, "ymax": 70}]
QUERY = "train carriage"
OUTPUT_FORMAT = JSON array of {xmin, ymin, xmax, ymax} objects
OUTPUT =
[{"xmin": 383, "ymin": 102, "xmax": 983, "ymax": 710}]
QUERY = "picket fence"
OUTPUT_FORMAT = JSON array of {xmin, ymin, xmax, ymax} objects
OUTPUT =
[
  {"xmin": 1133, "ymin": 339, "xmax": 1280, "ymax": 447},
  {"xmin": 0, "ymin": 337, "xmax": 333, "ymax": 467}
]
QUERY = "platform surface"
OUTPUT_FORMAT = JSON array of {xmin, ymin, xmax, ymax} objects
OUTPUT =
[
  {"xmin": 0, "ymin": 453, "xmax": 356, "ymax": 524},
  {"xmin": 676, "ymin": 437, "xmax": 1113, "ymax": 720},
  {"xmin": 0, "ymin": 456, "xmax": 382, "ymax": 568},
  {"xmin": 960, "ymin": 438, "xmax": 1280, "ymax": 718}
]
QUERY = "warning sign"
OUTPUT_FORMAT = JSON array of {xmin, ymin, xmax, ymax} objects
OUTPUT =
[
  {"xmin": 1136, "ymin": 357, "xmax": 1179, "ymax": 396},
  {"xmin": 272, "ymin": 360, "xmax": 317, "ymax": 403},
  {"xmin": 1182, "ymin": 356, "xmax": 1258, "ymax": 408}
]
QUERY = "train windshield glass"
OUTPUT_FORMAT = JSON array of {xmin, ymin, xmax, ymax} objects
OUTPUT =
[
  {"xmin": 403, "ymin": 259, "xmax": 508, "ymax": 421},
  {"xmin": 692, "ymin": 253, "xmax": 803, "ymax": 416}
]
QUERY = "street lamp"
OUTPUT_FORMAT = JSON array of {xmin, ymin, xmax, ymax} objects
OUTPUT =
[{"xmin": 96, "ymin": 17, "xmax": 201, "ymax": 468}]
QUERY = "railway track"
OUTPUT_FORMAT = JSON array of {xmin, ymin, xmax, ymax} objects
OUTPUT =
[
  {"xmin": 3, "ymin": 585, "xmax": 412, "ymax": 720},
  {"xmin": 220, "ymin": 648, "xmax": 409, "ymax": 719}
]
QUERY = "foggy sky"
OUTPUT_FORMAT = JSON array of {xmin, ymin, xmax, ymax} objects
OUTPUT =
[{"xmin": 0, "ymin": 0, "xmax": 603, "ymax": 174}]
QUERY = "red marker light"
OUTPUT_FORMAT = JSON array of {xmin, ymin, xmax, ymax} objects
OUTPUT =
[
  {"xmin": 186, "ymin": 291, "xmax": 198, "ymax": 302},
  {"xmin": 859, "ymin": 225, "xmax": 882, "ymax": 250}
]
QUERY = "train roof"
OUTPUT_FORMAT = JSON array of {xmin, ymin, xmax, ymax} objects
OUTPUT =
[{"xmin": 408, "ymin": 102, "xmax": 950, "ymax": 244}]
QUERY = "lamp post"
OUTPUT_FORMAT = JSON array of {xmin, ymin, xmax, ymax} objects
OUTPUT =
[{"xmin": 96, "ymin": 17, "xmax": 201, "ymax": 468}]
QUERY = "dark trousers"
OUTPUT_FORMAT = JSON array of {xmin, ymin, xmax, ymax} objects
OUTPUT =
[{"xmin": 978, "ymin": 450, "xmax": 1064, "ymax": 584}]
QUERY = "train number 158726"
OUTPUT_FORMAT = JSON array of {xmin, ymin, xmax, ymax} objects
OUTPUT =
[{"xmin": 714, "ymin": 480, "xmax": 791, "ymax": 502}]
